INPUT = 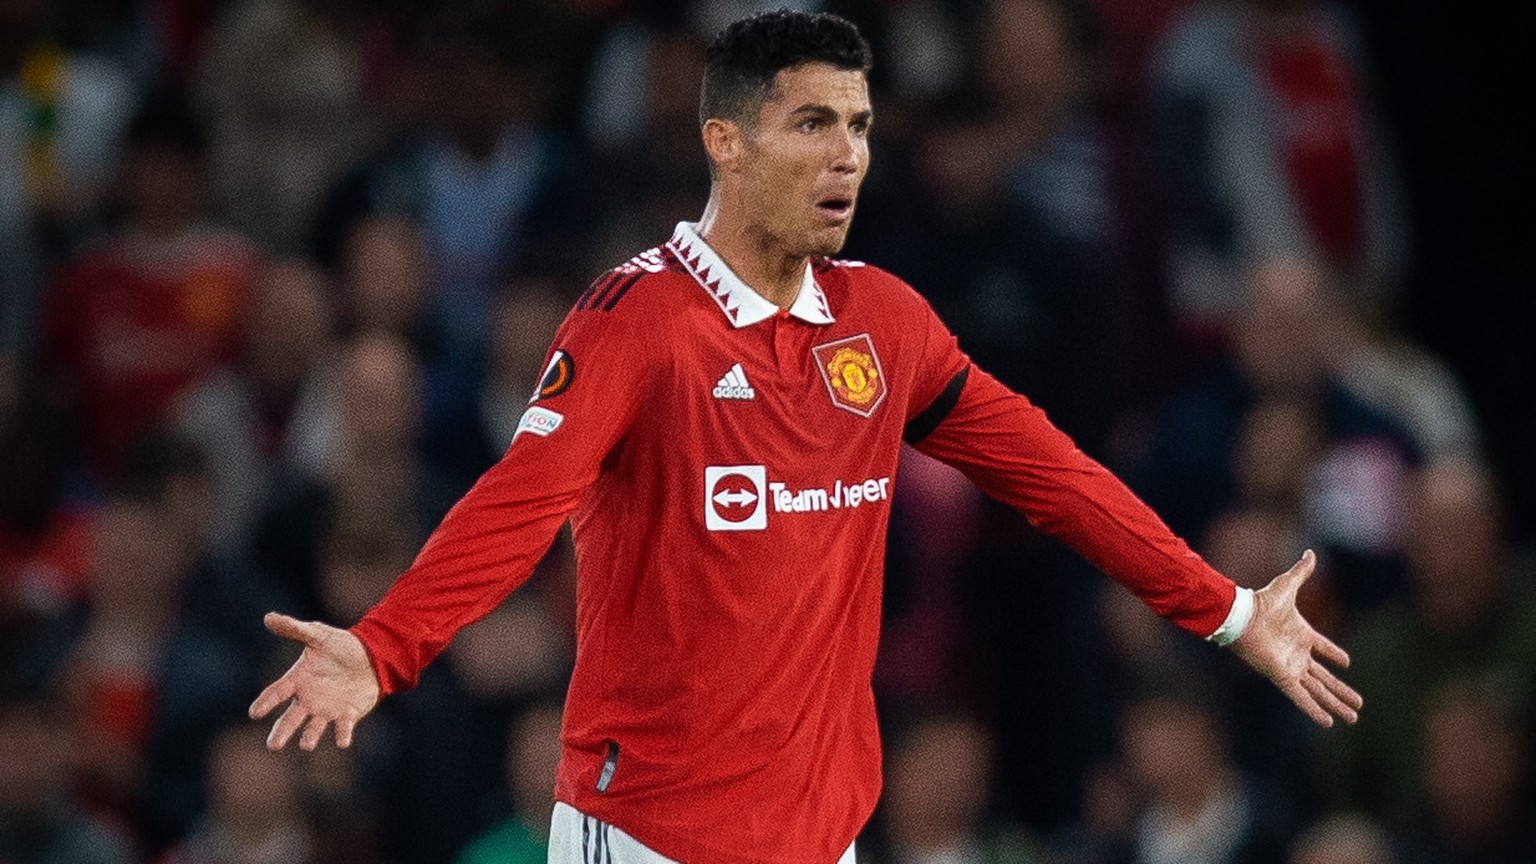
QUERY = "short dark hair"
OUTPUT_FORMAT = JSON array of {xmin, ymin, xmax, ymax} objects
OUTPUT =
[{"xmin": 700, "ymin": 10, "xmax": 872, "ymax": 128}]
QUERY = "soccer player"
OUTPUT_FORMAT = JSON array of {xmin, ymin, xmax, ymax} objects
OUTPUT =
[{"xmin": 250, "ymin": 11, "xmax": 1362, "ymax": 863}]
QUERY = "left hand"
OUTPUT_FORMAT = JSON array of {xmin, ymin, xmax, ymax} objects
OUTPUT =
[
  {"xmin": 248, "ymin": 612, "xmax": 380, "ymax": 751},
  {"xmin": 1231, "ymin": 550, "xmax": 1363, "ymax": 728}
]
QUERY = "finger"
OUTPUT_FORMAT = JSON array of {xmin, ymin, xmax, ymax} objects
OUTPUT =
[
  {"xmin": 299, "ymin": 715, "xmax": 332, "ymax": 752},
  {"xmin": 1311, "ymin": 662, "xmax": 1364, "ymax": 711},
  {"xmin": 1312, "ymin": 631, "xmax": 1351, "ymax": 669},
  {"xmin": 267, "ymin": 699, "xmax": 309, "ymax": 750},
  {"xmin": 1302, "ymin": 672, "xmax": 1358, "ymax": 725},
  {"xmin": 1280, "ymin": 679, "xmax": 1333, "ymax": 728},
  {"xmin": 1280, "ymin": 549, "xmax": 1318, "ymax": 596},
  {"xmin": 264, "ymin": 612, "xmax": 327, "ymax": 648},
  {"xmin": 249, "ymin": 674, "xmax": 295, "ymax": 720},
  {"xmin": 336, "ymin": 715, "xmax": 357, "ymax": 749}
]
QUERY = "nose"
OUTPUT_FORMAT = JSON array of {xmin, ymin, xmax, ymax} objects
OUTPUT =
[{"xmin": 830, "ymin": 127, "xmax": 864, "ymax": 175}]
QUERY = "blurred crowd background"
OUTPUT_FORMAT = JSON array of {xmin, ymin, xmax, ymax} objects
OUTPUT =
[{"xmin": 1, "ymin": 0, "xmax": 1533, "ymax": 862}]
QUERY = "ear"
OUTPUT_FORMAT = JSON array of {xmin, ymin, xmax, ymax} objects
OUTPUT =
[{"xmin": 702, "ymin": 118, "xmax": 745, "ymax": 175}]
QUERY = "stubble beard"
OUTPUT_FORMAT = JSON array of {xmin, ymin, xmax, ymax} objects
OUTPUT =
[{"xmin": 804, "ymin": 221, "xmax": 853, "ymax": 258}]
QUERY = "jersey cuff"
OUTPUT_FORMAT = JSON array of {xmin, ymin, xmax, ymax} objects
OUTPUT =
[{"xmin": 1206, "ymin": 587, "xmax": 1255, "ymax": 647}]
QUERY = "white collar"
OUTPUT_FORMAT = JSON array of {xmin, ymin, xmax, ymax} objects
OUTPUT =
[{"xmin": 665, "ymin": 222, "xmax": 835, "ymax": 328}]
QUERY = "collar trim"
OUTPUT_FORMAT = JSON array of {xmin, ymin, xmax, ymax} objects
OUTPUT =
[{"xmin": 665, "ymin": 222, "xmax": 835, "ymax": 328}]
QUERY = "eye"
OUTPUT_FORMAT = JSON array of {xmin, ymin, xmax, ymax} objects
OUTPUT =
[{"xmin": 798, "ymin": 118, "xmax": 822, "ymax": 134}]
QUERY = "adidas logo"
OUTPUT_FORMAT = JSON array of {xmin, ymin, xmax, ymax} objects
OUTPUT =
[{"xmin": 713, "ymin": 363, "xmax": 756, "ymax": 400}]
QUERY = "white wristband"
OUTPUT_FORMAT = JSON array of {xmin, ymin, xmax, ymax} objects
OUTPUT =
[{"xmin": 1206, "ymin": 587, "xmax": 1255, "ymax": 647}]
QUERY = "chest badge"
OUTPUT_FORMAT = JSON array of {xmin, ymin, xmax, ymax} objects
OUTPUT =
[{"xmin": 813, "ymin": 333, "xmax": 888, "ymax": 418}]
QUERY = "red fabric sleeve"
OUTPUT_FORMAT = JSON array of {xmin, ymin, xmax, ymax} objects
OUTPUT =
[
  {"xmin": 350, "ymin": 303, "xmax": 650, "ymax": 694},
  {"xmin": 908, "ymin": 310, "xmax": 1236, "ymax": 638}
]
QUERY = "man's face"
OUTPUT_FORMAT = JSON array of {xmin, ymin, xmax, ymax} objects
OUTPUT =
[{"xmin": 737, "ymin": 62, "xmax": 871, "ymax": 258}]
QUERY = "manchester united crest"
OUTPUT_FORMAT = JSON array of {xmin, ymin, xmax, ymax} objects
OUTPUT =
[{"xmin": 813, "ymin": 333, "xmax": 887, "ymax": 418}]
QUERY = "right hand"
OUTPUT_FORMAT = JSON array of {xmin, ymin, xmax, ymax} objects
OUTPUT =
[
  {"xmin": 1230, "ymin": 551, "xmax": 1362, "ymax": 728},
  {"xmin": 249, "ymin": 612, "xmax": 381, "ymax": 751}
]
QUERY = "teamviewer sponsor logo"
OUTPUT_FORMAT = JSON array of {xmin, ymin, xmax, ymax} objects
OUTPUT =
[
  {"xmin": 705, "ymin": 465, "xmax": 891, "ymax": 531},
  {"xmin": 770, "ymin": 477, "xmax": 890, "ymax": 512},
  {"xmin": 705, "ymin": 465, "xmax": 767, "ymax": 531}
]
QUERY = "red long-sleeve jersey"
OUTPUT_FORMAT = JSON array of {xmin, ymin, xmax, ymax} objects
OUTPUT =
[{"xmin": 351, "ymin": 223, "xmax": 1237, "ymax": 863}]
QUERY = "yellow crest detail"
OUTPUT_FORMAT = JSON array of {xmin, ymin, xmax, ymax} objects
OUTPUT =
[
  {"xmin": 812, "ymin": 333, "xmax": 888, "ymax": 418},
  {"xmin": 827, "ymin": 347, "xmax": 879, "ymax": 404}
]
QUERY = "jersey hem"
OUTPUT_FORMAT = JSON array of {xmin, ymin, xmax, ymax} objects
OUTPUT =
[{"xmin": 555, "ymin": 792, "xmax": 867, "ymax": 864}]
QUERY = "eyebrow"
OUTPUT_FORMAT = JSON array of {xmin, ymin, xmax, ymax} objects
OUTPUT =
[{"xmin": 789, "ymin": 104, "xmax": 875, "ymax": 125}]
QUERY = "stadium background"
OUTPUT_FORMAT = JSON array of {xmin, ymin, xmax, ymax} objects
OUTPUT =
[{"xmin": 1, "ymin": 0, "xmax": 1533, "ymax": 862}]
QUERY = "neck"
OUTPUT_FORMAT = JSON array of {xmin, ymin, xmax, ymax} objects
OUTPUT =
[{"xmin": 697, "ymin": 191, "xmax": 805, "ymax": 309}]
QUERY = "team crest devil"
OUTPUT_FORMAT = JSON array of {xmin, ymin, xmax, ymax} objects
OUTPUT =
[{"xmin": 813, "ymin": 333, "xmax": 888, "ymax": 418}]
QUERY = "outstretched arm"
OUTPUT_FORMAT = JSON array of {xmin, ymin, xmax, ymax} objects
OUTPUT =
[
  {"xmin": 250, "ymin": 281, "xmax": 655, "ymax": 750},
  {"xmin": 1230, "ymin": 550, "xmax": 1362, "ymax": 727},
  {"xmin": 249, "ymin": 612, "xmax": 380, "ymax": 750},
  {"xmin": 906, "ymin": 357, "xmax": 1361, "ymax": 727}
]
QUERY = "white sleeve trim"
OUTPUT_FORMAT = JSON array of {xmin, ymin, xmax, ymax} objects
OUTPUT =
[{"xmin": 1207, "ymin": 587, "xmax": 1255, "ymax": 647}]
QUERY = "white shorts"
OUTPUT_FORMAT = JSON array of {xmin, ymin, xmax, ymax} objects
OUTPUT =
[{"xmin": 547, "ymin": 802, "xmax": 857, "ymax": 863}]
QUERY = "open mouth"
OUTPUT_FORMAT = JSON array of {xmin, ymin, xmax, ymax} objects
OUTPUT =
[{"xmin": 815, "ymin": 197, "xmax": 855, "ymax": 222}]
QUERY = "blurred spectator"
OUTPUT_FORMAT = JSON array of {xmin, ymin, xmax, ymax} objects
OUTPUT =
[
  {"xmin": 0, "ymin": 357, "xmax": 89, "ymax": 695},
  {"xmin": 336, "ymin": 214, "xmax": 428, "ymax": 345},
  {"xmin": 171, "ymin": 257, "xmax": 335, "ymax": 555},
  {"xmin": 1146, "ymin": 0, "xmax": 1407, "ymax": 336},
  {"xmin": 0, "ymin": 0, "xmax": 137, "ymax": 357},
  {"xmin": 980, "ymin": 0, "xmax": 1120, "ymax": 447},
  {"xmin": 159, "ymin": 724, "xmax": 316, "ymax": 864},
  {"xmin": 55, "ymin": 0, "xmax": 162, "ymax": 87},
  {"xmin": 293, "ymin": 333, "xmax": 424, "ymax": 503},
  {"xmin": 877, "ymin": 711, "xmax": 1040, "ymax": 864},
  {"xmin": 1126, "ymin": 256, "xmax": 1415, "ymax": 610},
  {"xmin": 1092, "ymin": 574, "xmax": 1239, "ymax": 722},
  {"xmin": 1404, "ymin": 679, "xmax": 1534, "ymax": 864},
  {"xmin": 294, "ymin": 737, "xmax": 379, "ymax": 864},
  {"xmin": 454, "ymin": 701, "xmax": 564, "ymax": 864},
  {"xmin": 579, "ymin": 21, "xmax": 710, "ymax": 268},
  {"xmin": 0, "ymin": 694, "xmax": 136, "ymax": 864},
  {"xmin": 40, "ymin": 92, "xmax": 259, "ymax": 484},
  {"xmin": 57, "ymin": 487, "xmax": 199, "ymax": 826},
  {"xmin": 252, "ymin": 333, "xmax": 427, "ymax": 618},
  {"xmin": 1093, "ymin": 522, "xmax": 1335, "ymax": 827},
  {"xmin": 1312, "ymin": 273, "xmax": 1481, "ymax": 461},
  {"xmin": 1116, "ymin": 693, "xmax": 1290, "ymax": 864},
  {"xmin": 315, "ymin": 492, "xmax": 417, "ymax": 627},
  {"xmin": 302, "ymin": 477, "xmax": 487, "ymax": 864},
  {"xmin": 29, "ymin": 432, "xmax": 276, "ymax": 850},
  {"xmin": 852, "ymin": 0, "xmax": 1118, "ymax": 450},
  {"xmin": 241, "ymin": 333, "xmax": 507, "ymax": 861},
  {"xmin": 1207, "ymin": 392, "xmax": 1346, "ymax": 630},
  {"xmin": 479, "ymin": 283, "xmax": 572, "ymax": 452},
  {"xmin": 193, "ymin": 0, "xmax": 381, "ymax": 251},
  {"xmin": 1057, "ymin": 758, "xmax": 1140, "ymax": 864},
  {"xmin": 311, "ymin": 11, "xmax": 578, "ymax": 463},
  {"xmin": 415, "ymin": 276, "xmax": 579, "ymax": 517},
  {"xmin": 1318, "ymin": 457, "xmax": 1536, "ymax": 827},
  {"xmin": 875, "ymin": 0, "xmax": 966, "ymax": 100},
  {"xmin": 447, "ymin": 549, "xmax": 573, "ymax": 705},
  {"xmin": 334, "ymin": 213, "xmax": 455, "ymax": 505},
  {"xmin": 1230, "ymin": 395, "xmax": 1322, "ymax": 517},
  {"xmin": 1288, "ymin": 813, "xmax": 1398, "ymax": 864}
]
